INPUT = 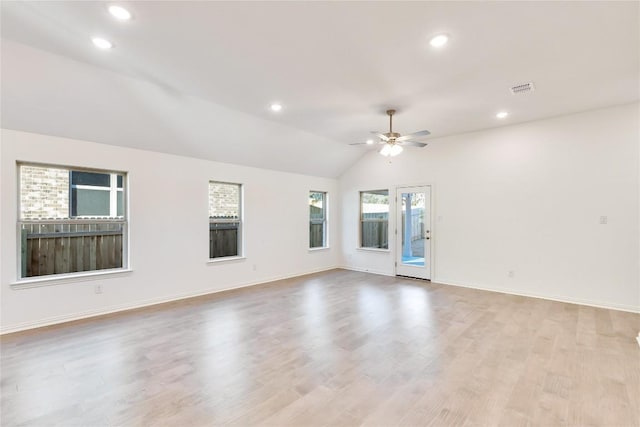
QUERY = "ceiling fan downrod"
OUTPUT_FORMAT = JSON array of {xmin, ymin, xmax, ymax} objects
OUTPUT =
[{"xmin": 387, "ymin": 109, "xmax": 395, "ymax": 134}]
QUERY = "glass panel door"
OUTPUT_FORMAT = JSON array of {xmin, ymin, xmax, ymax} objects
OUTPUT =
[{"xmin": 396, "ymin": 186, "xmax": 431, "ymax": 280}]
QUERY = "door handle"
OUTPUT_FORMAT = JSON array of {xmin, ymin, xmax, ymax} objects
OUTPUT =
[{"xmin": 425, "ymin": 236, "xmax": 430, "ymax": 240}]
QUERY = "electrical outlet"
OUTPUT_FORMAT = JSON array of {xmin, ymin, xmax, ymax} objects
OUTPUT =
[
  {"xmin": 599, "ymin": 216, "xmax": 608, "ymax": 225},
  {"xmin": 94, "ymin": 284, "xmax": 103, "ymax": 294},
  {"xmin": 507, "ymin": 270, "xmax": 515, "ymax": 278},
  {"xmin": 252, "ymin": 264, "xmax": 257, "ymax": 271}
]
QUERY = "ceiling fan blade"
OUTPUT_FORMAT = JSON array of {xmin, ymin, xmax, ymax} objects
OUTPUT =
[
  {"xmin": 350, "ymin": 140, "xmax": 385, "ymax": 146},
  {"xmin": 370, "ymin": 131, "xmax": 389, "ymax": 141},
  {"xmin": 396, "ymin": 130, "xmax": 431, "ymax": 141},
  {"xmin": 397, "ymin": 140, "xmax": 428, "ymax": 147}
]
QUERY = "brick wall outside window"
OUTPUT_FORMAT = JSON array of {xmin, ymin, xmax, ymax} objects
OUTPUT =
[
  {"xmin": 208, "ymin": 182, "xmax": 239, "ymax": 218},
  {"xmin": 20, "ymin": 166, "xmax": 69, "ymax": 219}
]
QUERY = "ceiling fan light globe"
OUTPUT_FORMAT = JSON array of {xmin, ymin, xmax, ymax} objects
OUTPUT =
[
  {"xmin": 389, "ymin": 145, "xmax": 404, "ymax": 157},
  {"xmin": 379, "ymin": 144, "xmax": 392, "ymax": 156}
]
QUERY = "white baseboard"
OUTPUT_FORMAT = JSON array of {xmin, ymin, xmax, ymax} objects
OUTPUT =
[
  {"xmin": 340, "ymin": 266, "xmax": 640, "ymax": 314},
  {"xmin": 0, "ymin": 266, "xmax": 339, "ymax": 335},
  {"xmin": 433, "ymin": 278, "xmax": 640, "ymax": 314},
  {"xmin": 337, "ymin": 265, "xmax": 395, "ymax": 277}
]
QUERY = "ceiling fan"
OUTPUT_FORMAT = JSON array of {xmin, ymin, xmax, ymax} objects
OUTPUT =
[{"xmin": 351, "ymin": 109, "xmax": 430, "ymax": 157}]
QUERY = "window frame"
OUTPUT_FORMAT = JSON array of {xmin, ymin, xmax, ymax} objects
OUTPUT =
[
  {"xmin": 16, "ymin": 162, "xmax": 129, "ymax": 282},
  {"xmin": 359, "ymin": 189, "xmax": 390, "ymax": 250},
  {"xmin": 208, "ymin": 181, "xmax": 243, "ymax": 260},
  {"xmin": 309, "ymin": 190, "xmax": 328, "ymax": 249}
]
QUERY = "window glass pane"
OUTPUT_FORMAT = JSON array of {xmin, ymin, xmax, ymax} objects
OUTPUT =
[
  {"xmin": 361, "ymin": 220, "xmax": 389, "ymax": 249},
  {"xmin": 310, "ymin": 223, "xmax": 325, "ymax": 248},
  {"xmin": 360, "ymin": 190, "xmax": 389, "ymax": 249},
  {"xmin": 209, "ymin": 222, "xmax": 239, "ymax": 258},
  {"xmin": 117, "ymin": 175, "xmax": 123, "ymax": 188},
  {"xmin": 20, "ymin": 222, "xmax": 124, "ymax": 277},
  {"xmin": 71, "ymin": 188, "xmax": 110, "ymax": 216},
  {"xmin": 309, "ymin": 192, "xmax": 325, "ymax": 220},
  {"xmin": 117, "ymin": 191, "xmax": 124, "ymax": 216},
  {"xmin": 20, "ymin": 165, "xmax": 70, "ymax": 220},
  {"xmin": 71, "ymin": 171, "xmax": 110, "ymax": 187},
  {"xmin": 309, "ymin": 191, "xmax": 326, "ymax": 248},
  {"xmin": 209, "ymin": 182, "xmax": 240, "ymax": 219},
  {"xmin": 361, "ymin": 190, "xmax": 389, "ymax": 219},
  {"xmin": 209, "ymin": 181, "xmax": 241, "ymax": 259}
]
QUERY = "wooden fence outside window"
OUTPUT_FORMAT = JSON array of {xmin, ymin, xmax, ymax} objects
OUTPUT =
[{"xmin": 20, "ymin": 221, "xmax": 124, "ymax": 277}]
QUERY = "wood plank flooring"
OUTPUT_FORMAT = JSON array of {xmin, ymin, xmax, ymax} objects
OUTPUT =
[{"xmin": 1, "ymin": 269, "xmax": 639, "ymax": 426}]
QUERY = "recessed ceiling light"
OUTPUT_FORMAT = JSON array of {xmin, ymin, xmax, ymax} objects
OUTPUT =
[
  {"xmin": 92, "ymin": 37, "xmax": 113, "ymax": 50},
  {"xmin": 270, "ymin": 103, "xmax": 283, "ymax": 112},
  {"xmin": 108, "ymin": 5, "xmax": 132, "ymax": 21},
  {"xmin": 496, "ymin": 111, "xmax": 509, "ymax": 119},
  {"xmin": 366, "ymin": 139, "xmax": 374, "ymax": 145},
  {"xmin": 429, "ymin": 34, "xmax": 449, "ymax": 48}
]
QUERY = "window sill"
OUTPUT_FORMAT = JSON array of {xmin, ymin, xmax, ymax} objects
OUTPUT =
[
  {"xmin": 11, "ymin": 268, "xmax": 133, "ymax": 290},
  {"xmin": 207, "ymin": 256, "xmax": 246, "ymax": 264},
  {"xmin": 356, "ymin": 247, "xmax": 390, "ymax": 253},
  {"xmin": 308, "ymin": 247, "xmax": 330, "ymax": 252}
]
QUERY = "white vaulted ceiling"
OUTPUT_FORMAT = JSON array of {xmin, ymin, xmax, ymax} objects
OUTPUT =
[{"xmin": 1, "ymin": 1, "xmax": 638, "ymax": 177}]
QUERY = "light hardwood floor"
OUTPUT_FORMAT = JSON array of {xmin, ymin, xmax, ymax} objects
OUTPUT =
[{"xmin": 1, "ymin": 269, "xmax": 639, "ymax": 426}]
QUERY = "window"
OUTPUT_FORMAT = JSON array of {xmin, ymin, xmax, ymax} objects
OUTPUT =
[
  {"xmin": 209, "ymin": 181, "xmax": 242, "ymax": 259},
  {"xmin": 360, "ymin": 190, "xmax": 389, "ymax": 249},
  {"xmin": 18, "ymin": 163, "xmax": 127, "ymax": 279},
  {"xmin": 309, "ymin": 191, "xmax": 327, "ymax": 248}
]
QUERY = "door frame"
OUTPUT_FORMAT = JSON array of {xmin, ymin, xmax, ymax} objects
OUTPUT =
[{"xmin": 394, "ymin": 184, "xmax": 435, "ymax": 280}]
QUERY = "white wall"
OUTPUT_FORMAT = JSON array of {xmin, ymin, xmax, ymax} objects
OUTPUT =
[
  {"xmin": 0, "ymin": 129, "xmax": 340, "ymax": 333},
  {"xmin": 2, "ymin": 103, "xmax": 638, "ymax": 334},
  {"xmin": 339, "ymin": 103, "xmax": 640, "ymax": 312}
]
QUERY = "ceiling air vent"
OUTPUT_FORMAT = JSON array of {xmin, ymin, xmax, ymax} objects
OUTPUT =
[{"xmin": 510, "ymin": 82, "xmax": 535, "ymax": 94}]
